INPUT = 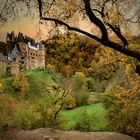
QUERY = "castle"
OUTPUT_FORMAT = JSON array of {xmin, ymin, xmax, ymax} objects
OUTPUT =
[{"xmin": 0, "ymin": 31, "xmax": 45, "ymax": 75}]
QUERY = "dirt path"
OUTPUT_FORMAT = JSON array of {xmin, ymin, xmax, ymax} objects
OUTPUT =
[{"xmin": 0, "ymin": 127, "xmax": 137, "ymax": 140}]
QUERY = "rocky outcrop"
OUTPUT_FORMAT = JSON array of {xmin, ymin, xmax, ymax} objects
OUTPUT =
[{"xmin": 0, "ymin": 127, "xmax": 137, "ymax": 140}]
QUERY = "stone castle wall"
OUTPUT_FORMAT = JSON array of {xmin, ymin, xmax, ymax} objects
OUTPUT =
[
  {"xmin": 26, "ymin": 48, "xmax": 45, "ymax": 70},
  {"xmin": 0, "ymin": 60, "xmax": 8, "ymax": 75},
  {"xmin": 0, "ymin": 59, "xmax": 19, "ymax": 75},
  {"xmin": 0, "ymin": 44, "xmax": 45, "ymax": 75},
  {"xmin": 0, "ymin": 31, "xmax": 46, "ymax": 75}
]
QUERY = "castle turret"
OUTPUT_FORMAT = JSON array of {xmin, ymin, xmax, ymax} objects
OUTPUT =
[
  {"xmin": 17, "ymin": 32, "xmax": 25, "ymax": 42},
  {"xmin": 6, "ymin": 31, "xmax": 16, "ymax": 42}
]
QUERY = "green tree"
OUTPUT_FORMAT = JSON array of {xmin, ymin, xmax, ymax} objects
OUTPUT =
[{"xmin": 72, "ymin": 72, "xmax": 89, "ymax": 106}]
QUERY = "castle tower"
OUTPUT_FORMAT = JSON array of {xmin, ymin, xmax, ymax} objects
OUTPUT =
[
  {"xmin": 37, "ymin": 42, "xmax": 45, "ymax": 69},
  {"xmin": 6, "ymin": 31, "xmax": 16, "ymax": 42}
]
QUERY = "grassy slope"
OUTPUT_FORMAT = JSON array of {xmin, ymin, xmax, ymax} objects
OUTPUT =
[
  {"xmin": 4, "ymin": 70, "xmax": 59, "ymax": 100},
  {"xmin": 61, "ymin": 103, "xmax": 108, "ymax": 131},
  {"xmin": 26, "ymin": 70, "xmax": 54, "ymax": 99},
  {"xmin": 4, "ymin": 70, "xmax": 108, "ymax": 131},
  {"xmin": 26, "ymin": 70, "xmax": 108, "ymax": 131}
]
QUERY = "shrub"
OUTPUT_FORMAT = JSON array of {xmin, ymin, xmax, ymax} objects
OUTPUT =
[
  {"xmin": 12, "ymin": 72, "xmax": 29, "ymax": 97},
  {"xmin": 86, "ymin": 78, "xmax": 95, "ymax": 92},
  {"xmin": 102, "ymin": 91, "xmax": 140, "ymax": 139},
  {"xmin": 13, "ymin": 90, "xmax": 67, "ymax": 130},
  {"xmin": 75, "ymin": 107, "xmax": 95, "ymax": 131},
  {"xmin": 100, "ymin": 92, "xmax": 119, "ymax": 109},
  {"xmin": 126, "ymin": 102, "xmax": 140, "ymax": 139},
  {"xmin": 0, "ymin": 94, "xmax": 16, "ymax": 127},
  {"xmin": 37, "ymin": 93, "xmax": 66, "ymax": 129},
  {"xmin": 64, "ymin": 95, "xmax": 76, "ymax": 109},
  {"xmin": 106, "ymin": 101, "xmax": 140, "ymax": 139},
  {"xmin": 72, "ymin": 72, "xmax": 89, "ymax": 106},
  {"xmin": 0, "ymin": 76, "xmax": 5, "ymax": 93},
  {"xmin": 88, "ymin": 98, "xmax": 99, "ymax": 104},
  {"xmin": 13, "ymin": 101, "xmax": 41, "ymax": 129}
]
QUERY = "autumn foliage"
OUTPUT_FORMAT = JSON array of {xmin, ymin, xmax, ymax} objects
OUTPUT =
[{"xmin": 12, "ymin": 72, "xmax": 29, "ymax": 97}]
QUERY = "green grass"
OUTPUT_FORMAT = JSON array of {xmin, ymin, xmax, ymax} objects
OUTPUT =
[
  {"xmin": 61, "ymin": 103, "xmax": 108, "ymax": 131},
  {"xmin": 3, "ymin": 70, "xmax": 108, "ymax": 131},
  {"xmin": 25, "ymin": 70, "xmax": 63, "ymax": 99},
  {"xmin": 4, "ymin": 77, "xmax": 14, "ymax": 94},
  {"xmin": 4, "ymin": 69, "xmax": 62, "ymax": 100}
]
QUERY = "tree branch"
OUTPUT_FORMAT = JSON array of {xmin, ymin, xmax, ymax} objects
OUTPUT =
[
  {"xmin": 36, "ymin": 0, "xmax": 140, "ymax": 63},
  {"xmin": 107, "ymin": 23, "xmax": 128, "ymax": 47},
  {"xmin": 104, "ymin": 41, "xmax": 140, "ymax": 61},
  {"xmin": 42, "ymin": 17, "xmax": 102, "ymax": 42},
  {"xmin": 83, "ymin": 0, "xmax": 108, "ymax": 40}
]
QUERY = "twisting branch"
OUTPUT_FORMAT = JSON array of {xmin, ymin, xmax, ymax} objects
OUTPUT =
[
  {"xmin": 37, "ymin": 0, "xmax": 42, "ymax": 17},
  {"xmin": 37, "ymin": 0, "xmax": 102, "ymax": 43},
  {"xmin": 106, "ymin": 23, "xmax": 128, "ymax": 47},
  {"xmin": 83, "ymin": 0, "xmax": 108, "ymax": 40},
  {"xmin": 93, "ymin": 0, "xmax": 128, "ymax": 47},
  {"xmin": 36, "ymin": 0, "xmax": 140, "ymax": 64}
]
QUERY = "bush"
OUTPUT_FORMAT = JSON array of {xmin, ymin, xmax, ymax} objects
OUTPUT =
[
  {"xmin": 86, "ymin": 78, "xmax": 95, "ymax": 92},
  {"xmin": 13, "ymin": 91, "xmax": 67, "ymax": 130},
  {"xmin": 0, "ymin": 94, "xmax": 16, "ymax": 127},
  {"xmin": 102, "ymin": 91, "xmax": 140, "ymax": 139},
  {"xmin": 13, "ymin": 101, "xmax": 41, "ymax": 129},
  {"xmin": 100, "ymin": 92, "xmax": 119, "ymax": 109},
  {"xmin": 126, "ymin": 102, "xmax": 140, "ymax": 139},
  {"xmin": 12, "ymin": 72, "xmax": 29, "ymax": 97},
  {"xmin": 0, "ymin": 76, "xmax": 5, "ymax": 93},
  {"xmin": 64, "ymin": 95, "xmax": 76, "ymax": 109},
  {"xmin": 106, "ymin": 102, "xmax": 140, "ymax": 139},
  {"xmin": 72, "ymin": 72, "xmax": 89, "ymax": 106},
  {"xmin": 37, "ymin": 93, "xmax": 66, "ymax": 129},
  {"xmin": 75, "ymin": 107, "xmax": 95, "ymax": 131}
]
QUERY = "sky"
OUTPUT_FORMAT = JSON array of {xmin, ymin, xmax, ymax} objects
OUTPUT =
[
  {"xmin": 0, "ymin": 15, "xmax": 93, "ymax": 42},
  {"xmin": 0, "ymin": 16, "xmax": 38, "ymax": 42}
]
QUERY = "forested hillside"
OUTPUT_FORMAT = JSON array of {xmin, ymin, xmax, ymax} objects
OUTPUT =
[{"xmin": 0, "ymin": 33, "xmax": 139, "ymax": 139}]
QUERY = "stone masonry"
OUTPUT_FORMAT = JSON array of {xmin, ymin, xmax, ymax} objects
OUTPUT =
[{"xmin": 0, "ymin": 31, "xmax": 45, "ymax": 75}]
